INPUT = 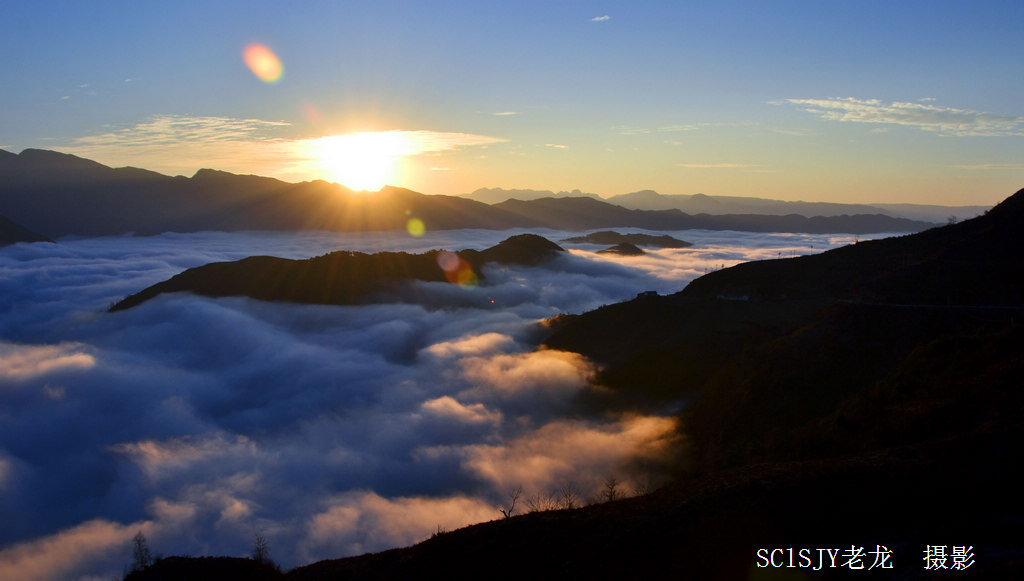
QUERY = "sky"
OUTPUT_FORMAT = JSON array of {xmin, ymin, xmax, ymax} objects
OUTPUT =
[
  {"xmin": 0, "ymin": 228, "xmax": 865, "ymax": 580},
  {"xmin": 2, "ymin": 1, "xmax": 1023, "ymax": 205}
]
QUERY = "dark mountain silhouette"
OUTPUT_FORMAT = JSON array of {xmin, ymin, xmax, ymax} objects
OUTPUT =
[
  {"xmin": 871, "ymin": 202, "xmax": 989, "ymax": 222},
  {"xmin": 463, "ymin": 232, "xmax": 565, "ymax": 265},
  {"xmin": 546, "ymin": 187, "xmax": 1024, "ymax": 467},
  {"xmin": 561, "ymin": 230, "xmax": 692, "ymax": 248},
  {"xmin": 0, "ymin": 213, "xmax": 53, "ymax": 245},
  {"xmin": 681, "ymin": 188, "xmax": 1024, "ymax": 306},
  {"xmin": 124, "ymin": 556, "xmax": 281, "ymax": 581},
  {"xmin": 597, "ymin": 242, "xmax": 645, "ymax": 256},
  {"xmin": 463, "ymin": 185, "xmax": 987, "ymax": 221},
  {"xmin": 462, "ymin": 186, "xmax": 603, "ymax": 204},
  {"xmin": 605, "ymin": 190, "xmax": 989, "ymax": 221},
  {"xmin": 109, "ymin": 234, "xmax": 565, "ymax": 311},
  {"xmin": 1, "ymin": 149, "xmax": 937, "ymax": 238},
  {"xmin": 492, "ymin": 196, "xmax": 935, "ymax": 233},
  {"xmin": 0, "ymin": 149, "xmax": 523, "ymax": 238},
  {"xmin": 121, "ymin": 189, "xmax": 1024, "ymax": 579}
]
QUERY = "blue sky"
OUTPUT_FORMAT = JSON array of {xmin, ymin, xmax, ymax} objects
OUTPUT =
[{"xmin": 2, "ymin": 1, "xmax": 1023, "ymax": 204}]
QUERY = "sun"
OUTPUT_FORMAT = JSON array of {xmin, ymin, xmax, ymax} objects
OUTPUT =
[{"xmin": 312, "ymin": 132, "xmax": 406, "ymax": 191}]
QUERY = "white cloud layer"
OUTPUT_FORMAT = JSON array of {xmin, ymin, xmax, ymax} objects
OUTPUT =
[
  {"xmin": 786, "ymin": 97, "xmax": 1024, "ymax": 137},
  {"xmin": 0, "ymin": 227, "xmax": 868, "ymax": 579}
]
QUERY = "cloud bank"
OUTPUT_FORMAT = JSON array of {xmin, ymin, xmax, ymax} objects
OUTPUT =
[{"xmin": 0, "ymin": 227, "xmax": 864, "ymax": 579}]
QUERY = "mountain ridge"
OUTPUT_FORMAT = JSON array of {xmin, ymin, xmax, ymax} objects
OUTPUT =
[
  {"xmin": 109, "ymin": 234, "xmax": 566, "ymax": 312},
  {"xmin": 1, "ymin": 149, "xmax": 938, "ymax": 238},
  {"xmin": 462, "ymin": 185, "xmax": 988, "ymax": 221}
]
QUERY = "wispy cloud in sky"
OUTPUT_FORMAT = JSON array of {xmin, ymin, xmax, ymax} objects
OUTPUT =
[
  {"xmin": 591, "ymin": 15, "xmax": 611, "ymax": 22},
  {"xmin": 385, "ymin": 130, "xmax": 506, "ymax": 152},
  {"xmin": 492, "ymin": 111, "xmax": 518, "ymax": 116},
  {"xmin": 786, "ymin": 98, "xmax": 1024, "ymax": 137},
  {"xmin": 677, "ymin": 162, "xmax": 751, "ymax": 169},
  {"xmin": 58, "ymin": 115, "xmax": 504, "ymax": 182},
  {"xmin": 615, "ymin": 123, "xmax": 699, "ymax": 136},
  {"xmin": 74, "ymin": 115, "xmax": 290, "ymax": 146},
  {"xmin": 952, "ymin": 163, "xmax": 1024, "ymax": 170},
  {"xmin": 62, "ymin": 115, "xmax": 294, "ymax": 175}
]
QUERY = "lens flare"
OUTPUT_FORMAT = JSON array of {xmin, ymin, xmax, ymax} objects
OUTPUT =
[
  {"xmin": 437, "ymin": 250, "xmax": 460, "ymax": 272},
  {"xmin": 243, "ymin": 44, "xmax": 284, "ymax": 83},
  {"xmin": 301, "ymin": 102, "xmax": 323, "ymax": 124},
  {"xmin": 436, "ymin": 250, "xmax": 478, "ymax": 287},
  {"xmin": 406, "ymin": 218, "xmax": 426, "ymax": 237}
]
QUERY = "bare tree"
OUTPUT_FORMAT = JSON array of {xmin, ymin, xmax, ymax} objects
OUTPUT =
[
  {"xmin": 499, "ymin": 485, "xmax": 523, "ymax": 519},
  {"xmin": 602, "ymin": 476, "xmax": 622, "ymax": 503},
  {"xmin": 632, "ymin": 480, "xmax": 651, "ymax": 497},
  {"xmin": 130, "ymin": 531, "xmax": 153, "ymax": 572},
  {"xmin": 525, "ymin": 491, "xmax": 558, "ymax": 513},
  {"xmin": 251, "ymin": 533, "xmax": 271, "ymax": 565},
  {"xmin": 557, "ymin": 482, "xmax": 581, "ymax": 509}
]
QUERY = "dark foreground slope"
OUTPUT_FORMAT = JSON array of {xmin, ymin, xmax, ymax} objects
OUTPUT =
[
  {"xmin": 129, "ymin": 430, "xmax": 1022, "ymax": 581},
  {"xmin": 289, "ymin": 433, "xmax": 1021, "ymax": 581},
  {"xmin": 547, "ymin": 188, "xmax": 1024, "ymax": 468},
  {"xmin": 110, "ymin": 234, "xmax": 565, "ymax": 311}
]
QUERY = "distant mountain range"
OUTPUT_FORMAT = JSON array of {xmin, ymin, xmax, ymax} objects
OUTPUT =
[
  {"xmin": 464, "ymin": 187, "xmax": 989, "ymax": 222},
  {"xmin": 462, "ymin": 187, "xmax": 604, "ymax": 205},
  {"xmin": 1, "ymin": 149, "xmax": 939, "ymax": 238}
]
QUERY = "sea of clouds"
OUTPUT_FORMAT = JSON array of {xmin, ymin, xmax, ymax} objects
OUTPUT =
[{"xmin": 0, "ymin": 227, "xmax": 866, "ymax": 580}]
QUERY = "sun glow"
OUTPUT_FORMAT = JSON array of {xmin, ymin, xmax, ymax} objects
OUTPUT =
[
  {"xmin": 302, "ymin": 130, "xmax": 505, "ymax": 191},
  {"xmin": 311, "ymin": 132, "xmax": 408, "ymax": 191}
]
